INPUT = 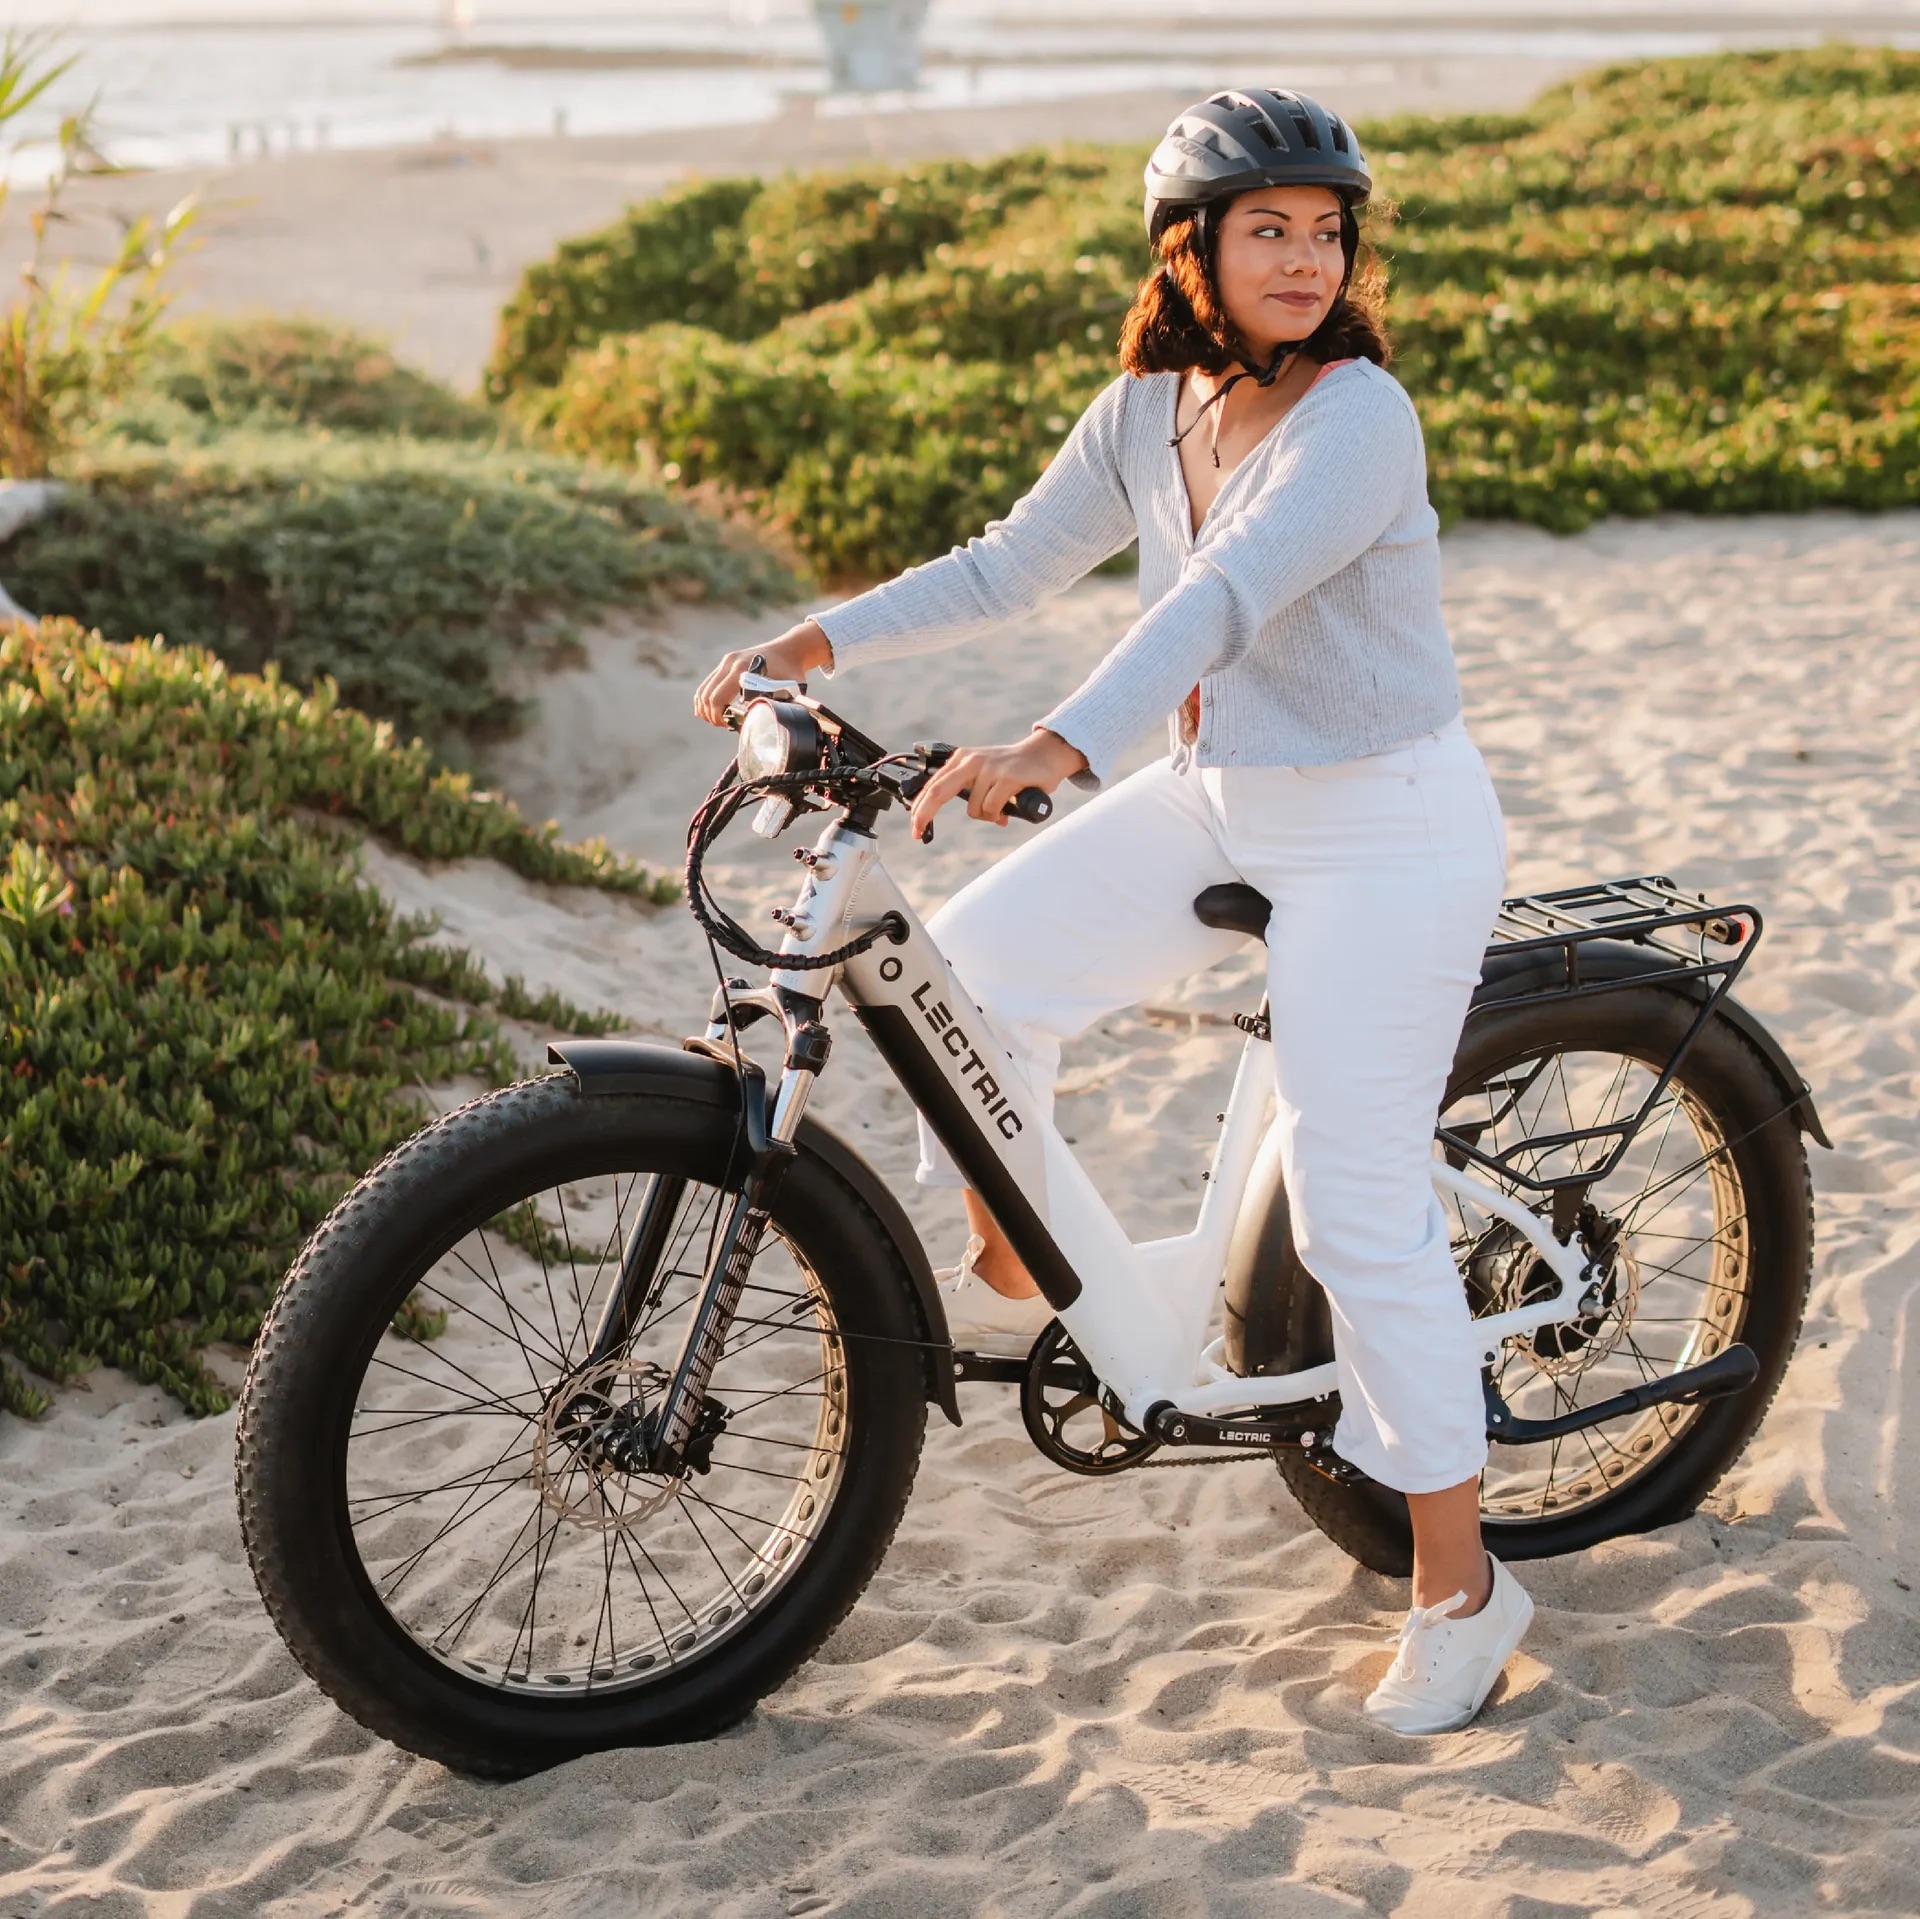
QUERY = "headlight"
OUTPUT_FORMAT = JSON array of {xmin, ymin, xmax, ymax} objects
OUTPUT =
[{"xmin": 736, "ymin": 699, "xmax": 821, "ymax": 784}]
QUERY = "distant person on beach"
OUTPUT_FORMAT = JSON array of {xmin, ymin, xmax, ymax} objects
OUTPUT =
[{"xmin": 697, "ymin": 88, "xmax": 1530, "ymax": 1735}]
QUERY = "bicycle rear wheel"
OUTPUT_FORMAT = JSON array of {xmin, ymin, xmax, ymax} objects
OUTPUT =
[
  {"xmin": 235, "ymin": 1073, "xmax": 929, "ymax": 1775},
  {"xmin": 1261, "ymin": 988, "xmax": 1812, "ymax": 1573}
]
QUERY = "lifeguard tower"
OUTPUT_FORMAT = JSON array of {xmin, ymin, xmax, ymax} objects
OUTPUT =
[{"xmin": 811, "ymin": 0, "xmax": 933, "ymax": 93}]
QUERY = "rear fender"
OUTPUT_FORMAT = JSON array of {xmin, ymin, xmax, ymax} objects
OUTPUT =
[
  {"xmin": 1473, "ymin": 941, "xmax": 1830, "ymax": 1148},
  {"xmin": 1223, "ymin": 939, "xmax": 1827, "ymax": 1380},
  {"xmin": 545, "ymin": 1040, "xmax": 959, "ymax": 1426}
]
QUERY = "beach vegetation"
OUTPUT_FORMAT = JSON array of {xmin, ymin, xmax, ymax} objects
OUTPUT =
[
  {"xmin": 490, "ymin": 46, "xmax": 1920, "ymax": 578},
  {"xmin": 3, "ymin": 426, "xmax": 796, "ymax": 754},
  {"xmin": 0, "ymin": 618, "xmax": 655, "ymax": 1417},
  {"xmin": 0, "ymin": 34, "xmax": 196, "ymax": 480},
  {"xmin": 133, "ymin": 314, "xmax": 498, "ymax": 441}
]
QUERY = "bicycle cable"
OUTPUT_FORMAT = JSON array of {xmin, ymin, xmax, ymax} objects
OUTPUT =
[{"xmin": 684, "ymin": 763, "xmax": 905, "ymax": 974}]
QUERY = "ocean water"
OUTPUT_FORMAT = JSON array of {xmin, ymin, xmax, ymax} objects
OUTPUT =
[{"xmin": 1, "ymin": 2, "xmax": 1912, "ymax": 175}]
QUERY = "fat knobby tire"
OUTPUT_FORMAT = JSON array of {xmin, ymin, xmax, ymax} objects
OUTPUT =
[{"xmin": 235, "ymin": 1073, "xmax": 929, "ymax": 1776}]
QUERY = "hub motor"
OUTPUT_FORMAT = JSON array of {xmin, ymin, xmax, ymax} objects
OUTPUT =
[
  {"xmin": 532, "ymin": 1356, "xmax": 683, "ymax": 1531},
  {"xmin": 1464, "ymin": 1217, "xmax": 1639, "ymax": 1374}
]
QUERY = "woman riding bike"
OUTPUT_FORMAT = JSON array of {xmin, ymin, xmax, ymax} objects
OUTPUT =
[{"xmin": 696, "ymin": 88, "xmax": 1528, "ymax": 1735}]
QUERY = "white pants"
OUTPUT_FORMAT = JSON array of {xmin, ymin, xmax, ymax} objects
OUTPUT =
[{"xmin": 920, "ymin": 720, "xmax": 1508, "ymax": 1494}]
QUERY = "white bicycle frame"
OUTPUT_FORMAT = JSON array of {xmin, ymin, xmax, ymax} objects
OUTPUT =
[{"xmin": 752, "ymin": 809, "xmax": 1599, "ymax": 1437}]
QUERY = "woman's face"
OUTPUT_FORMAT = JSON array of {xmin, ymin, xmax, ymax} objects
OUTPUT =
[{"xmin": 1210, "ymin": 185, "xmax": 1347, "ymax": 359}]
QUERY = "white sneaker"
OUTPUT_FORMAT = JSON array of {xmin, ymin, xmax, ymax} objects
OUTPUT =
[
  {"xmin": 1363, "ymin": 1555, "xmax": 1534, "ymax": 1736},
  {"xmin": 937, "ymin": 1235, "xmax": 1053, "ymax": 1355}
]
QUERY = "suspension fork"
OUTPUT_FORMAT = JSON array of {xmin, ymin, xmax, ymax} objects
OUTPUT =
[
  {"xmin": 644, "ymin": 1003, "xmax": 832, "ymax": 1475},
  {"xmin": 584, "ymin": 1172, "xmax": 691, "ymax": 1369}
]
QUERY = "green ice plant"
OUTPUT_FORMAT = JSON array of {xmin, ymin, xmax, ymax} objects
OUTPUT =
[
  {"xmin": 0, "ymin": 33, "xmax": 197, "ymax": 479},
  {"xmin": 491, "ymin": 46, "xmax": 1920, "ymax": 577},
  {"xmin": 0, "ymin": 620, "xmax": 660, "ymax": 1418},
  {"xmin": 2, "ymin": 430, "xmax": 799, "ymax": 752}
]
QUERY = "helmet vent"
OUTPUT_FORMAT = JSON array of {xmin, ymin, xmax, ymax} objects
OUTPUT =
[
  {"xmin": 1329, "ymin": 114, "xmax": 1351, "ymax": 155},
  {"xmin": 1289, "ymin": 111, "xmax": 1320, "ymax": 151}
]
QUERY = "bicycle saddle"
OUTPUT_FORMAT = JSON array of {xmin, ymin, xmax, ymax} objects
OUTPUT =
[{"xmin": 1193, "ymin": 883, "xmax": 1272, "ymax": 941}]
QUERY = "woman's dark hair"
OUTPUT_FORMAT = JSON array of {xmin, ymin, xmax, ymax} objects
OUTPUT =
[{"xmin": 1118, "ymin": 198, "xmax": 1391, "ymax": 378}]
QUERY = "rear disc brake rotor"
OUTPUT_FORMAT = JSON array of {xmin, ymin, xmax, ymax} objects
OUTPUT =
[{"xmin": 1467, "ymin": 1218, "xmax": 1641, "ymax": 1375}]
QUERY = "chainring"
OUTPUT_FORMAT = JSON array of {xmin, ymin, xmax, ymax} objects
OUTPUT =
[{"xmin": 1019, "ymin": 1320, "xmax": 1160, "ymax": 1476}]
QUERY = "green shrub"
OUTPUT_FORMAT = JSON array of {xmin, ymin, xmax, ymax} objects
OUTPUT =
[
  {"xmin": 0, "ymin": 619, "xmax": 661, "ymax": 1417},
  {"xmin": 0, "ymin": 35, "xmax": 197, "ymax": 479},
  {"xmin": 545, "ymin": 326, "xmax": 1103, "ymax": 578},
  {"xmin": 490, "ymin": 177, "xmax": 765, "ymax": 393},
  {"xmin": 487, "ymin": 150, "xmax": 1101, "ymax": 395},
  {"xmin": 496, "ymin": 46, "xmax": 1920, "ymax": 576},
  {"xmin": 2, "ymin": 430, "xmax": 797, "ymax": 750},
  {"xmin": 132, "ymin": 314, "xmax": 496, "ymax": 440}
]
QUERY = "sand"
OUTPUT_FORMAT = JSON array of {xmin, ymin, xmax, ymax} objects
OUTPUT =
[
  {"xmin": 4, "ymin": 507, "xmax": 1919, "ymax": 1915},
  {"xmin": 4, "ymin": 48, "xmax": 1579, "ymax": 393}
]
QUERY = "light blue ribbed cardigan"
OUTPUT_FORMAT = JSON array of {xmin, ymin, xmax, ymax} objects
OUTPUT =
[{"xmin": 813, "ymin": 359, "xmax": 1462, "ymax": 786}]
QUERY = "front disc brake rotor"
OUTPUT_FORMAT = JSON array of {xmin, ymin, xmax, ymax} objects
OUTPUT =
[{"xmin": 531, "ymin": 1355, "xmax": 682, "ymax": 1531}]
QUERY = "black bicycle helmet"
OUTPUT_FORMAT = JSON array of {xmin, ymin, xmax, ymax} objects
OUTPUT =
[{"xmin": 1144, "ymin": 88, "xmax": 1371, "ymax": 245}]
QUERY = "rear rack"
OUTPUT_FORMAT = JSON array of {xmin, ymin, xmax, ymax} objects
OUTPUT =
[
  {"xmin": 1444, "ymin": 877, "xmax": 1762, "ymax": 1209},
  {"xmin": 1483, "ymin": 874, "xmax": 1758, "ymax": 1002}
]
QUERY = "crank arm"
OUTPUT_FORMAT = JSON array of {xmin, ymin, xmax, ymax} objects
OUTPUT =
[
  {"xmin": 1483, "ymin": 1342, "xmax": 1759, "ymax": 1445},
  {"xmin": 950, "ymin": 1348, "xmax": 1090, "ymax": 1387},
  {"xmin": 1146, "ymin": 1402, "xmax": 1328, "ymax": 1449}
]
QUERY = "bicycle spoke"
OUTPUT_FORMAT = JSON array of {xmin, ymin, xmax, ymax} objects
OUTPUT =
[
  {"xmin": 362, "ymin": 1350, "xmax": 540, "ymax": 1420},
  {"xmin": 1465, "ymin": 1036, "xmax": 1750, "ymax": 1527},
  {"xmin": 345, "ymin": 1166, "xmax": 848, "ymax": 1694},
  {"xmin": 552, "ymin": 1184, "xmax": 597, "ymax": 1360}
]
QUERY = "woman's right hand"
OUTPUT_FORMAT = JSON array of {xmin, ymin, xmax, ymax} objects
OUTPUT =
[{"xmin": 694, "ymin": 620, "xmax": 835, "ymax": 728}]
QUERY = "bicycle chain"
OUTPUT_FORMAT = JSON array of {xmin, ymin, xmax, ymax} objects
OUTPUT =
[{"xmin": 1138, "ymin": 1449, "xmax": 1279, "ymax": 1469}]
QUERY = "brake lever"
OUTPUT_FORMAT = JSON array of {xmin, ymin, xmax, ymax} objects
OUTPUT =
[{"xmin": 738, "ymin": 668, "xmax": 807, "ymax": 702}]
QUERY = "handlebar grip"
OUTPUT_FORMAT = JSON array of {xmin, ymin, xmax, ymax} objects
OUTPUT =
[{"xmin": 1006, "ymin": 786, "xmax": 1052, "ymax": 825}]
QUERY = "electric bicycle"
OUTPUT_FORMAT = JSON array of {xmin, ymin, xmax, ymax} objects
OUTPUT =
[{"xmin": 235, "ymin": 674, "xmax": 1822, "ymax": 1774}]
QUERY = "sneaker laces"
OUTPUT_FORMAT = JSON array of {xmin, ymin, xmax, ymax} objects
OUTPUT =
[
  {"xmin": 1388, "ymin": 1590, "xmax": 1469, "ymax": 1684},
  {"xmin": 939, "ymin": 1235, "xmax": 987, "ymax": 1286}
]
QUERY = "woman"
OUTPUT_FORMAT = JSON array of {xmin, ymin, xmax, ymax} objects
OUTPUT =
[{"xmin": 696, "ymin": 88, "xmax": 1530, "ymax": 1735}]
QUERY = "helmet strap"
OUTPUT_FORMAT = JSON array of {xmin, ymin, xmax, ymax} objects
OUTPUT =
[
  {"xmin": 1161, "ymin": 195, "xmax": 1359, "ymax": 467},
  {"xmin": 1167, "ymin": 343, "xmax": 1307, "ymax": 468}
]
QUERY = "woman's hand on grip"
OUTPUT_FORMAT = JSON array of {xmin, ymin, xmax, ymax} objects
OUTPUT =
[
  {"xmin": 694, "ymin": 620, "xmax": 834, "ymax": 728},
  {"xmin": 909, "ymin": 730, "xmax": 1087, "ymax": 842}
]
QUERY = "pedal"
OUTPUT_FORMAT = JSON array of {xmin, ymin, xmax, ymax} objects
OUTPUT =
[{"xmin": 1296, "ymin": 1430, "xmax": 1371, "ymax": 1486}]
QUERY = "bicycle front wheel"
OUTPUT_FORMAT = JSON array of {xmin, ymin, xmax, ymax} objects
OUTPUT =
[{"xmin": 235, "ymin": 1073, "xmax": 929, "ymax": 1775}]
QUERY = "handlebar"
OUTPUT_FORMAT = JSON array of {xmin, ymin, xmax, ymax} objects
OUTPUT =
[
  {"xmin": 691, "ymin": 694, "xmax": 1054, "ymax": 968},
  {"xmin": 718, "ymin": 696, "xmax": 1055, "ymax": 836},
  {"xmin": 904, "ymin": 741, "xmax": 1051, "ymax": 840}
]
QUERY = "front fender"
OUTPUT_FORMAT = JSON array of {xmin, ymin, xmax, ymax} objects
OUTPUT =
[{"xmin": 545, "ymin": 1039, "xmax": 959, "ymax": 1426}]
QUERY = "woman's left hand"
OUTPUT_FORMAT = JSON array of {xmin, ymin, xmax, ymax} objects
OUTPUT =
[{"xmin": 909, "ymin": 729, "xmax": 1088, "ymax": 843}]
